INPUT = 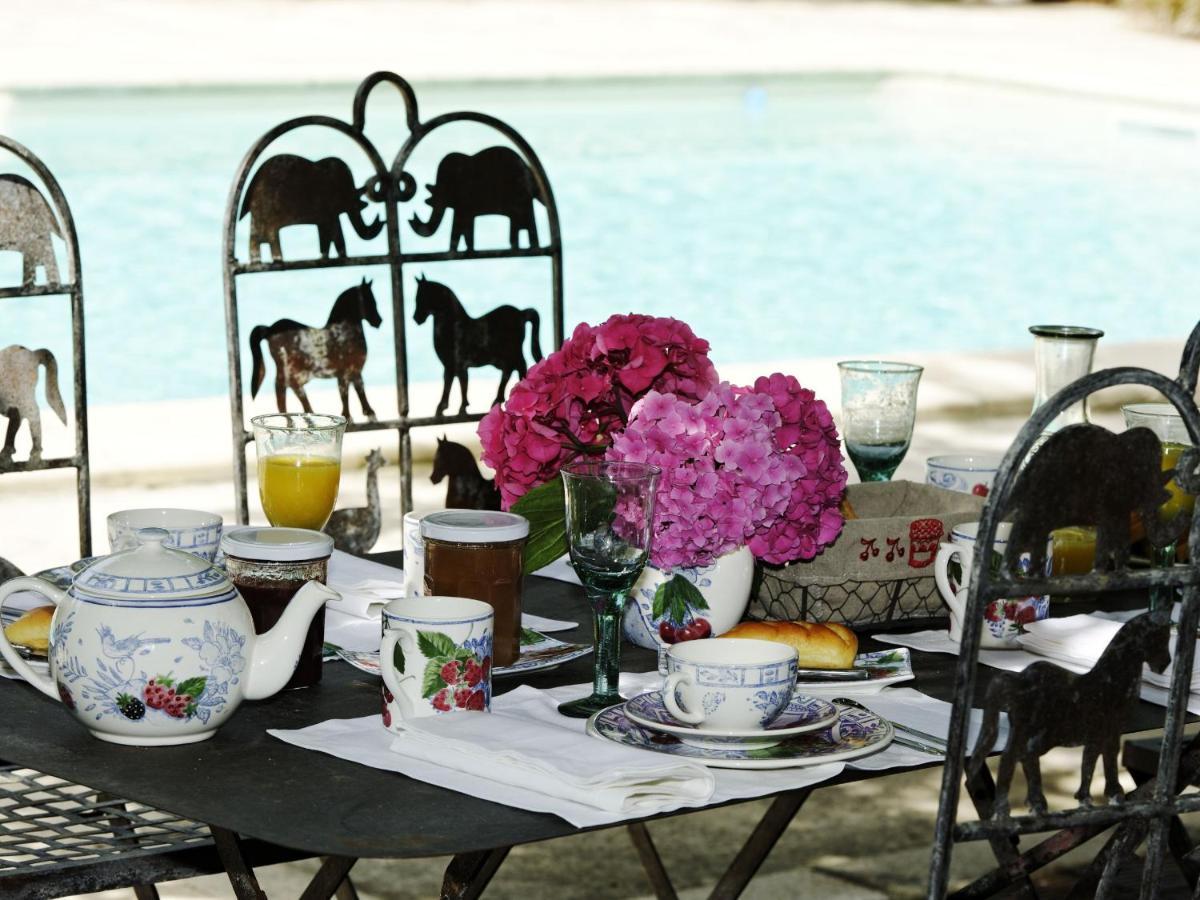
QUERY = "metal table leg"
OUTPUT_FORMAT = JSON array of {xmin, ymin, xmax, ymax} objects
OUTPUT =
[
  {"xmin": 211, "ymin": 826, "xmax": 268, "ymax": 900},
  {"xmin": 706, "ymin": 789, "xmax": 812, "ymax": 900},
  {"xmin": 440, "ymin": 847, "xmax": 512, "ymax": 900},
  {"xmin": 627, "ymin": 822, "xmax": 678, "ymax": 900}
]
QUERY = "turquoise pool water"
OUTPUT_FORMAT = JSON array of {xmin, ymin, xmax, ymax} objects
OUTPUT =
[{"xmin": 1, "ymin": 75, "xmax": 1198, "ymax": 405}]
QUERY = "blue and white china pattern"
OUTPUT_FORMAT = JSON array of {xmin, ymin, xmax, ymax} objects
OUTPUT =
[
  {"xmin": 664, "ymin": 638, "xmax": 799, "ymax": 731},
  {"xmin": 0, "ymin": 527, "xmax": 339, "ymax": 746},
  {"xmin": 925, "ymin": 454, "xmax": 1000, "ymax": 497},
  {"xmin": 623, "ymin": 546, "xmax": 755, "ymax": 651},
  {"xmin": 623, "ymin": 690, "xmax": 839, "ymax": 749},
  {"xmin": 793, "ymin": 648, "xmax": 916, "ymax": 696},
  {"xmin": 108, "ymin": 508, "xmax": 224, "ymax": 562},
  {"xmin": 331, "ymin": 629, "xmax": 591, "ymax": 679},
  {"xmin": 587, "ymin": 703, "xmax": 893, "ymax": 769}
]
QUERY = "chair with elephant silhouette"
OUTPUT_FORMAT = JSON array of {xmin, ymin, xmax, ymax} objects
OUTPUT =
[
  {"xmin": 0, "ymin": 133, "xmax": 92, "ymax": 564},
  {"xmin": 921, "ymin": 326, "xmax": 1200, "ymax": 898}
]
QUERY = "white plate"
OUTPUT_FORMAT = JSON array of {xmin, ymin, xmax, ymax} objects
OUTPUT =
[
  {"xmin": 333, "ymin": 627, "xmax": 591, "ymax": 678},
  {"xmin": 794, "ymin": 648, "xmax": 915, "ymax": 696},
  {"xmin": 623, "ymin": 690, "xmax": 838, "ymax": 749},
  {"xmin": 587, "ymin": 703, "xmax": 892, "ymax": 769}
]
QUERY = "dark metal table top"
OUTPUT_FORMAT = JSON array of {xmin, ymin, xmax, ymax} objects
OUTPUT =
[{"xmin": 0, "ymin": 554, "xmax": 1173, "ymax": 860}]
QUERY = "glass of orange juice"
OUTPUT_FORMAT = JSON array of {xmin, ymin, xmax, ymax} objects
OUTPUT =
[
  {"xmin": 1123, "ymin": 403, "xmax": 1194, "ymax": 608},
  {"xmin": 251, "ymin": 413, "xmax": 346, "ymax": 530}
]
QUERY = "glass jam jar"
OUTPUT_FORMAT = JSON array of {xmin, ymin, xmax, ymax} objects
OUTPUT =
[
  {"xmin": 420, "ymin": 511, "xmax": 529, "ymax": 666},
  {"xmin": 220, "ymin": 526, "xmax": 334, "ymax": 689}
]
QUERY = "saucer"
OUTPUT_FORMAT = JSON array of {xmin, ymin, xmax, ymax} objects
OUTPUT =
[
  {"xmin": 793, "ymin": 648, "xmax": 915, "ymax": 696},
  {"xmin": 587, "ymin": 703, "xmax": 892, "ymax": 769},
  {"xmin": 624, "ymin": 691, "xmax": 838, "ymax": 749}
]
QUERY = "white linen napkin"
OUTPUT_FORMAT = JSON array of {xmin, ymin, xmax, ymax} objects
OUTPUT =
[
  {"xmin": 844, "ymin": 687, "xmax": 1008, "ymax": 770},
  {"xmin": 325, "ymin": 550, "xmax": 407, "ymax": 619},
  {"xmin": 390, "ymin": 686, "xmax": 714, "ymax": 818},
  {"xmin": 269, "ymin": 674, "xmax": 846, "ymax": 828},
  {"xmin": 1019, "ymin": 614, "xmax": 1200, "ymax": 691}
]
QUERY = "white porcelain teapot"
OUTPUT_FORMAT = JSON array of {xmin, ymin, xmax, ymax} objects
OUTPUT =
[{"xmin": 0, "ymin": 528, "xmax": 340, "ymax": 746}]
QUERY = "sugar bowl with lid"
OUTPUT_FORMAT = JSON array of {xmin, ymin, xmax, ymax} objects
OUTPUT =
[{"xmin": 0, "ymin": 527, "xmax": 340, "ymax": 745}]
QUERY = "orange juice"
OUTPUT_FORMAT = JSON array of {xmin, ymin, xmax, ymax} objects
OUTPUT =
[
  {"xmin": 1160, "ymin": 441, "xmax": 1196, "ymax": 524},
  {"xmin": 258, "ymin": 455, "xmax": 341, "ymax": 529},
  {"xmin": 1051, "ymin": 526, "xmax": 1097, "ymax": 576}
]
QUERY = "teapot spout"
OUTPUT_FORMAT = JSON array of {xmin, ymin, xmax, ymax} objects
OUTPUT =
[{"xmin": 244, "ymin": 581, "xmax": 340, "ymax": 700}]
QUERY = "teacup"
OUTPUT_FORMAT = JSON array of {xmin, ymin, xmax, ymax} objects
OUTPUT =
[
  {"xmin": 379, "ymin": 596, "xmax": 493, "ymax": 731},
  {"xmin": 107, "ymin": 508, "xmax": 223, "ymax": 561},
  {"xmin": 663, "ymin": 638, "xmax": 798, "ymax": 731},
  {"xmin": 926, "ymin": 454, "xmax": 1001, "ymax": 498},
  {"xmin": 402, "ymin": 510, "xmax": 425, "ymax": 598},
  {"xmin": 934, "ymin": 521, "xmax": 1050, "ymax": 649}
]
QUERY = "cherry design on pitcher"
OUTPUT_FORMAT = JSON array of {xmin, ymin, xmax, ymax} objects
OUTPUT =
[{"xmin": 653, "ymin": 574, "xmax": 712, "ymax": 645}]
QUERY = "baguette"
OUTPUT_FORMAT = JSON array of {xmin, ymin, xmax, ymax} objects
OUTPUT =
[
  {"xmin": 720, "ymin": 620, "xmax": 858, "ymax": 670},
  {"xmin": 4, "ymin": 606, "xmax": 54, "ymax": 652}
]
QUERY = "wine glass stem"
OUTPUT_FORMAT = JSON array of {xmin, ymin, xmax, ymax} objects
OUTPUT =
[
  {"xmin": 1152, "ymin": 543, "xmax": 1177, "ymax": 612},
  {"xmin": 589, "ymin": 589, "xmax": 626, "ymax": 702}
]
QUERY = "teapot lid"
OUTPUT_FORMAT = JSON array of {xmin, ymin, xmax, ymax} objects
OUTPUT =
[{"xmin": 73, "ymin": 528, "xmax": 235, "ymax": 606}]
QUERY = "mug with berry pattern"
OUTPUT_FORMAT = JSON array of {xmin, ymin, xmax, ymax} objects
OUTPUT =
[{"xmin": 379, "ymin": 596, "xmax": 493, "ymax": 731}]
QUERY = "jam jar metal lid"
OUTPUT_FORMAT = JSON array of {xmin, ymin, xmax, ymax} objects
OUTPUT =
[
  {"xmin": 219, "ymin": 526, "xmax": 334, "ymax": 562},
  {"xmin": 73, "ymin": 528, "xmax": 232, "ymax": 602},
  {"xmin": 419, "ymin": 510, "xmax": 529, "ymax": 544}
]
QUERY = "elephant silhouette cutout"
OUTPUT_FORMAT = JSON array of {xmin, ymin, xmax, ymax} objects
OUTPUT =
[
  {"xmin": 1005, "ymin": 423, "xmax": 1187, "ymax": 575},
  {"xmin": 249, "ymin": 278, "xmax": 381, "ymax": 422},
  {"xmin": 0, "ymin": 345, "xmax": 66, "ymax": 466},
  {"xmin": 241, "ymin": 154, "xmax": 383, "ymax": 263},
  {"xmin": 409, "ymin": 146, "xmax": 542, "ymax": 252},
  {"xmin": 413, "ymin": 276, "xmax": 542, "ymax": 417},
  {"xmin": 0, "ymin": 175, "xmax": 61, "ymax": 288}
]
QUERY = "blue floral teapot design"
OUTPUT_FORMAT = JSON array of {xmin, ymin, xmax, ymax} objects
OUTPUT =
[{"xmin": 0, "ymin": 528, "xmax": 340, "ymax": 746}]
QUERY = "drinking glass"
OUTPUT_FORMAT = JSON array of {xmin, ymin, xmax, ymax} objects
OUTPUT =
[
  {"xmin": 251, "ymin": 413, "xmax": 346, "ymax": 530},
  {"xmin": 557, "ymin": 460, "xmax": 660, "ymax": 719},
  {"xmin": 1122, "ymin": 403, "xmax": 1194, "ymax": 609},
  {"xmin": 838, "ymin": 361, "xmax": 923, "ymax": 482}
]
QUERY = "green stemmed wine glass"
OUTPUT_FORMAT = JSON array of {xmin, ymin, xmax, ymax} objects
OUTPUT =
[{"xmin": 557, "ymin": 460, "xmax": 660, "ymax": 719}]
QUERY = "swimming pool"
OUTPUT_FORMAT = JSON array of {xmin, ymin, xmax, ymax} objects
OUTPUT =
[{"xmin": 1, "ymin": 74, "xmax": 1198, "ymax": 405}]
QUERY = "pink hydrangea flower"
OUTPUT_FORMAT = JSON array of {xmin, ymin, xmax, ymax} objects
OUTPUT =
[
  {"xmin": 478, "ymin": 314, "xmax": 717, "ymax": 508},
  {"xmin": 608, "ymin": 377, "xmax": 846, "ymax": 569}
]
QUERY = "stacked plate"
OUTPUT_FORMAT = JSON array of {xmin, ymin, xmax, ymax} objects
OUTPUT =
[{"xmin": 587, "ymin": 689, "xmax": 894, "ymax": 770}]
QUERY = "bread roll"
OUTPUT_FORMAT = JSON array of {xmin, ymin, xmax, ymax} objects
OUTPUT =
[
  {"xmin": 4, "ymin": 606, "xmax": 54, "ymax": 652},
  {"xmin": 720, "ymin": 620, "xmax": 858, "ymax": 670}
]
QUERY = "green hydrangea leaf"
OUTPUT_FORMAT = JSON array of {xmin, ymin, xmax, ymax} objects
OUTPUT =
[{"xmin": 512, "ymin": 477, "xmax": 568, "ymax": 573}]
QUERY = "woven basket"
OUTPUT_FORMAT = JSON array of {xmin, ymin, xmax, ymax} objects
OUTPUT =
[{"xmin": 749, "ymin": 481, "xmax": 986, "ymax": 628}]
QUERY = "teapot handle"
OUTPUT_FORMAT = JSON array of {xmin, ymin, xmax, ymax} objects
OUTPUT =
[{"xmin": 0, "ymin": 577, "xmax": 66, "ymax": 701}]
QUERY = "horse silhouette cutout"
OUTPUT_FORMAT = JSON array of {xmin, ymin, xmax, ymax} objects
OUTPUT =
[
  {"xmin": 324, "ymin": 448, "xmax": 385, "ymax": 554},
  {"xmin": 0, "ymin": 175, "xmax": 61, "ymax": 288},
  {"xmin": 412, "ymin": 275, "xmax": 542, "ymax": 417},
  {"xmin": 0, "ymin": 345, "xmax": 66, "ymax": 466},
  {"xmin": 241, "ymin": 154, "xmax": 383, "ymax": 263},
  {"xmin": 1004, "ymin": 423, "xmax": 1187, "ymax": 575},
  {"xmin": 969, "ymin": 611, "xmax": 1171, "ymax": 818},
  {"xmin": 0, "ymin": 556, "xmax": 22, "ymax": 583},
  {"xmin": 249, "ymin": 278, "xmax": 381, "ymax": 422},
  {"xmin": 409, "ymin": 146, "xmax": 541, "ymax": 252},
  {"xmin": 432, "ymin": 437, "xmax": 501, "ymax": 510}
]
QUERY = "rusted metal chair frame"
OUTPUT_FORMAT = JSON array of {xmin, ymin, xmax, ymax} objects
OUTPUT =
[
  {"xmin": 926, "ymin": 328, "xmax": 1200, "ymax": 898},
  {"xmin": 222, "ymin": 70, "xmax": 565, "ymax": 524},
  {"xmin": 0, "ymin": 136, "xmax": 91, "ymax": 558}
]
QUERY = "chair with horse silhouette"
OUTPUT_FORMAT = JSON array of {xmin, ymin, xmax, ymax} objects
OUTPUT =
[
  {"xmin": 922, "ymin": 326, "xmax": 1200, "ymax": 898},
  {"xmin": 0, "ymin": 134, "xmax": 91, "ymax": 565}
]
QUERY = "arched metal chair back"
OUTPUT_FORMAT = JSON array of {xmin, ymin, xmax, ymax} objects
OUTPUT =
[
  {"xmin": 927, "ymin": 341, "xmax": 1200, "ymax": 897},
  {"xmin": 222, "ymin": 71, "xmax": 564, "ymax": 523},
  {"xmin": 0, "ymin": 135, "xmax": 90, "ymax": 557}
]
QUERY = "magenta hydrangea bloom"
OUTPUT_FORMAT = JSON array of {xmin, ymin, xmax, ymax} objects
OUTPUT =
[
  {"xmin": 478, "ymin": 314, "xmax": 717, "ymax": 508},
  {"xmin": 608, "ymin": 376, "xmax": 846, "ymax": 569}
]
